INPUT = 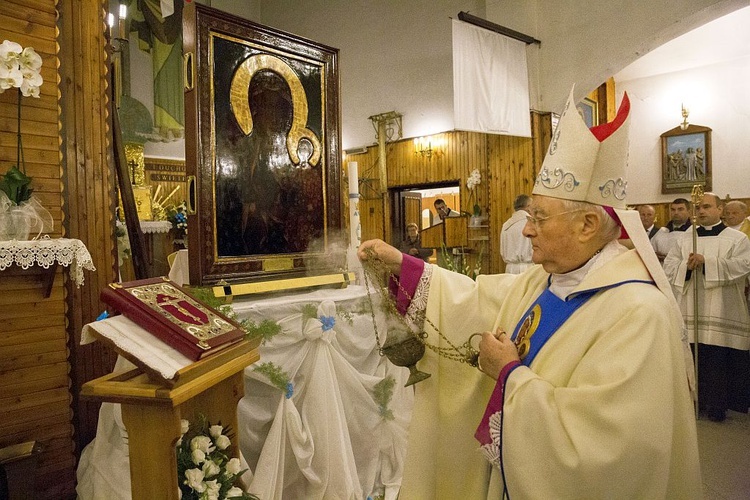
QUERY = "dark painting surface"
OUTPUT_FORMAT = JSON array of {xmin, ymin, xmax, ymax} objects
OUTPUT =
[{"xmin": 212, "ymin": 35, "xmax": 325, "ymax": 258}]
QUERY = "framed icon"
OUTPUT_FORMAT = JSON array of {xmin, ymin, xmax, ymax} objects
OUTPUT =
[
  {"xmin": 183, "ymin": 3, "xmax": 343, "ymax": 285},
  {"xmin": 661, "ymin": 124, "xmax": 712, "ymax": 194}
]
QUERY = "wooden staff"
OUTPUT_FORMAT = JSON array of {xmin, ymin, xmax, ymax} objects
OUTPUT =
[
  {"xmin": 111, "ymin": 79, "xmax": 148, "ymax": 279},
  {"xmin": 690, "ymin": 184, "xmax": 704, "ymax": 417}
]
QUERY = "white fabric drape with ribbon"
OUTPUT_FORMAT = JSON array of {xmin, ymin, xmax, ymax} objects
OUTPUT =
[{"xmin": 234, "ymin": 286, "xmax": 414, "ymax": 500}]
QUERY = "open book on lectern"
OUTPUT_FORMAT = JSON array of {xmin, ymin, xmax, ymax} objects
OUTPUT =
[{"xmin": 100, "ymin": 276, "xmax": 245, "ymax": 361}]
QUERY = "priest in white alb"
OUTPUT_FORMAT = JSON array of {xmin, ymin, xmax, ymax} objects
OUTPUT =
[
  {"xmin": 359, "ymin": 88, "xmax": 700, "ymax": 499},
  {"xmin": 664, "ymin": 192, "xmax": 750, "ymax": 422},
  {"xmin": 499, "ymin": 194, "xmax": 533, "ymax": 274}
]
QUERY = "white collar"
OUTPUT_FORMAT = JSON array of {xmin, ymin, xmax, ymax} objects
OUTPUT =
[{"xmin": 549, "ymin": 240, "xmax": 624, "ymax": 299}]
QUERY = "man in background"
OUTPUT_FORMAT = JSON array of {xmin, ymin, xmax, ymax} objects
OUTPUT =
[
  {"xmin": 723, "ymin": 200, "xmax": 750, "ymax": 237},
  {"xmin": 652, "ymin": 198, "xmax": 692, "ymax": 262},
  {"xmin": 433, "ymin": 198, "xmax": 459, "ymax": 224},
  {"xmin": 500, "ymin": 194, "xmax": 533, "ymax": 274},
  {"xmin": 399, "ymin": 222, "xmax": 432, "ymax": 262},
  {"xmin": 664, "ymin": 193, "xmax": 750, "ymax": 422},
  {"xmin": 637, "ymin": 204, "xmax": 660, "ymax": 240}
]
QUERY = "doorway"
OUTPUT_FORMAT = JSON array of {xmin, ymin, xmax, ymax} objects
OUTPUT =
[{"xmin": 390, "ymin": 182, "xmax": 460, "ymax": 262}]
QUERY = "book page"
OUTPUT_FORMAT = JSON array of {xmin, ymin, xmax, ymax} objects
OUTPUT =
[{"xmin": 82, "ymin": 315, "xmax": 192, "ymax": 380}]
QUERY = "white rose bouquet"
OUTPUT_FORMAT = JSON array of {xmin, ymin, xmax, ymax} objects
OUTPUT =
[{"xmin": 176, "ymin": 415, "xmax": 258, "ymax": 500}]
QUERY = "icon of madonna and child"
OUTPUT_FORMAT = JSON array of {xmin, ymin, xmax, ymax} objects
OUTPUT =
[{"xmin": 213, "ymin": 44, "xmax": 327, "ymax": 259}]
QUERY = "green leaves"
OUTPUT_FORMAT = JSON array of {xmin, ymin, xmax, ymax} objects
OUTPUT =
[{"xmin": 0, "ymin": 165, "xmax": 33, "ymax": 205}]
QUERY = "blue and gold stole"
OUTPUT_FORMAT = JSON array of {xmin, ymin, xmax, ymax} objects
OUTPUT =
[{"xmin": 511, "ymin": 279, "xmax": 654, "ymax": 366}]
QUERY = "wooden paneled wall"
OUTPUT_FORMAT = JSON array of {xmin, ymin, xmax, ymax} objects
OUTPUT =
[
  {"xmin": 1, "ymin": 1, "xmax": 117, "ymax": 498},
  {"xmin": 0, "ymin": 1, "xmax": 75, "ymax": 498},
  {"xmin": 59, "ymin": 0, "xmax": 120, "ymax": 472},
  {"xmin": 346, "ymin": 117, "xmax": 550, "ymax": 275}
]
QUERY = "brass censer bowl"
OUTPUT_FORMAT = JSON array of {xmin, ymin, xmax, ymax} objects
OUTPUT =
[{"xmin": 381, "ymin": 335, "xmax": 431, "ymax": 387}]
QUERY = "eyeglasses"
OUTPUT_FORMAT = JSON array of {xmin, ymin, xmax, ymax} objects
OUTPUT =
[{"xmin": 525, "ymin": 209, "xmax": 584, "ymax": 228}]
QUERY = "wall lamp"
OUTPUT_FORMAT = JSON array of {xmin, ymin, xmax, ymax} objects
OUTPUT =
[
  {"xmin": 680, "ymin": 104, "xmax": 690, "ymax": 130},
  {"xmin": 414, "ymin": 136, "xmax": 442, "ymax": 159}
]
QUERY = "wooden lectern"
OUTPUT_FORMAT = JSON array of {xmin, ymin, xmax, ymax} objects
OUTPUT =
[
  {"xmin": 80, "ymin": 338, "xmax": 260, "ymax": 500},
  {"xmin": 420, "ymin": 216, "xmax": 469, "ymax": 248}
]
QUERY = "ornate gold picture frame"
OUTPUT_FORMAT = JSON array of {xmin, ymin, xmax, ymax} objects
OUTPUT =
[
  {"xmin": 183, "ymin": 3, "xmax": 342, "ymax": 285},
  {"xmin": 660, "ymin": 124, "xmax": 712, "ymax": 194}
]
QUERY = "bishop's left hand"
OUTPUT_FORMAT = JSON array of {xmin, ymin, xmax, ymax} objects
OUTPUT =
[{"xmin": 478, "ymin": 328, "xmax": 520, "ymax": 380}]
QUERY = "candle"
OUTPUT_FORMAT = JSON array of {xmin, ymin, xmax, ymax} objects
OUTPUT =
[
  {"xmin": 347, "ymin": 162, "xmax": 361, "ymax": 249},
  {"xmin": 348, "ymin": 161, "xmax": 358, "ymax": 195}
]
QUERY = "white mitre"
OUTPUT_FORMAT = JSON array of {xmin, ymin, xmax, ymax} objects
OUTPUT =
[
  {"xmin": 531, "ymin": 87, "xmax": 661, "ymax": 288},
  {"xmin": 533, "ymin": 87, "xmax": 695, "ymax": 390},
  {"xmin": 533, "ymin": 86, "xmax": 629, "ymax": 208}
]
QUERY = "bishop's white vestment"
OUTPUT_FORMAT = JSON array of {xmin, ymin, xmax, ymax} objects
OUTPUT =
[{"xmin": 398, "ymin": 245, "xmax": 700, "ymax": 499}]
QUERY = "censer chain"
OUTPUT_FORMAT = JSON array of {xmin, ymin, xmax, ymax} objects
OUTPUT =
[{"xmin": 361, "ymin": 249, "xmax": 479, "ymax": 366}]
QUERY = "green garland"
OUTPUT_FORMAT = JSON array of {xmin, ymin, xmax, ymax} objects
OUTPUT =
[{"xmin": 373, "ymin": 376, "xmax": 396, "ymax": 421}]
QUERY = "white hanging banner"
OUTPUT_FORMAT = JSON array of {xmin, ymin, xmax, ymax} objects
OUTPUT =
[{"xmin": 452, "ymin": 19, "xmax": 532, "ymax": 137}]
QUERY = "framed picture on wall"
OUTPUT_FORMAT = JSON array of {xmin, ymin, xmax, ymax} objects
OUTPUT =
[
  {"xmin": 576, "ymin": 97, "xmax": 598, "ymax": 128},
  {"xmin": 660, "ymin": 124, "xmax": 712, "ymax": 194},
  {"xmin": 183, "ymin": 2, "xmax": 342, "ymax": 285}
]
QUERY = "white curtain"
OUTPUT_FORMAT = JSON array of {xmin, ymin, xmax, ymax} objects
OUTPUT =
[{"xmin": 452, "ymin": 19, "xmax": 531, "ymax": 137}]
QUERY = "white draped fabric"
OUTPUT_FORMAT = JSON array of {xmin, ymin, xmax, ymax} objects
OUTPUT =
[
  {"xmin": 233, "ymin": 286, "xmax": 414, "ymax": 500},
  {"xmin": 452, "ymin": 19, "xmax": 531, "ymax": 137},
  {"xmin": 76, "ymin": 285, "xmax": 414, "ymax": 500}
]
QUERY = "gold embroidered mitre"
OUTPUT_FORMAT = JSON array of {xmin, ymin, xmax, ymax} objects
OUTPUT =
[{"xmin": 533, "ymin": 86, "xmax": 630, "ymax": 209}]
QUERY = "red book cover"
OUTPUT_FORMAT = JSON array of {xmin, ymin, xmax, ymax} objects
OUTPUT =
[{"xmin": 100, "ymin": 277, "xmax": 245, "ymax": 361}]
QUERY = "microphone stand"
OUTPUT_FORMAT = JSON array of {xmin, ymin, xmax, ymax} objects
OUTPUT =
[{"xmin": 690, "ymin": 184, "xmax": 704, "ymax": 417}]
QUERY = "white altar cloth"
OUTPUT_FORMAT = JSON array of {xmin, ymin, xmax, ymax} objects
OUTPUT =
[
  {"xmin": 76, "ymin": 284, "xmax": 415, "ymax": 500},
  {"xmin": 233, "ymin": 285, "xmax": 414, "ymax": 500}
]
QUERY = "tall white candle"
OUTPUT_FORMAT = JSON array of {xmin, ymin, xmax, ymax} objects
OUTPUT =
[
  {"xmin": 348, "ymin": 161, "xmax": 359, "ymax": 195},
  {"xmin": 347, "ymin": 162, "xmax": 361, "ymax": 248}
]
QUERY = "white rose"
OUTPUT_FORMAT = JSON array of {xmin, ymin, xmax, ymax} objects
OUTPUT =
[
  {"xmin": 214, "ymin": 434, "xmax": 231, "ymax": 451},
  {"xmin": 204, "ymin": 479, "xmax": 220, "ymax": 500},
  {"xmin": 208, "ymin": 424, "xmax": 224, "ymax": 439},
  {"xmin": 226, "ymin": 486, "xmax": 244, "ymax": 498},
  {"xmin": 190, "ymin": 435, "xmax": 214, "ymax": 453},
  {"xmin": 180, "ymin": 419, "xmax": 190, "ymax": 435},
  {"xmin": 183, "ymin": 468, "xmax": 206, "ymax": 492},
  {"xmin": 191, "ymin": 448, "xmax": 205, "ymax": 465},
  {"xmin": 201, "ymin": 459, "xmax": 220, "ymax": 478},
  {"xmin": 225, "ymin": 457, "xmax": 242, "ymax": 475}
]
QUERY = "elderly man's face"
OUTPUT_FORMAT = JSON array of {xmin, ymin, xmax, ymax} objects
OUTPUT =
[
  {"xmin": 697, "ymin": 195, "xmax": 722, "ymax": 226},
  {"xmin": 638, "ymin": 206, "xmax": 656, "ymax": 229},
  {"xmin": 522, "ymin": 196, "xmax": 584, "ymax": 274},
  {"xmin": 723, "ymin": 203, "xmax": 747, "ymax": 227}
]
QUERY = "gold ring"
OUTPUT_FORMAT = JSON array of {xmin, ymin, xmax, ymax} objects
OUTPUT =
[{"xmin": 477, "ymin": 357, "xmax": 483, "ymax": 372}]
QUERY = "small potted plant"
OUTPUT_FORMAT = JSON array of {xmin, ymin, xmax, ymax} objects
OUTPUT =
[{"xmin": 465, "ymin": 168, "xmax": 485, "ymax": 227}]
